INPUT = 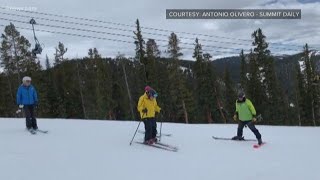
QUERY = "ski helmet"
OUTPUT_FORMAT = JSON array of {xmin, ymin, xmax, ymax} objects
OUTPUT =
[
  {"xmin": 238, "ymin": 91, "xmax": 245, "ymax": 99},
  {"xmin": 22, "ymin": 76, "xmax": 32, "ymax": 83},
  {"xmin": 145, "ymin": 86, "xmax": 152, "ymax": 92},
  {"xmin": 145, "ymin": 86, "xmax": 158, "ymax": 98}
]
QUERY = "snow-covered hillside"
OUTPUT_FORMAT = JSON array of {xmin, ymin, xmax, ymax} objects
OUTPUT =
[{"xmin": 0, "ymin": 118, "xmax": 319, "ymax": 180}]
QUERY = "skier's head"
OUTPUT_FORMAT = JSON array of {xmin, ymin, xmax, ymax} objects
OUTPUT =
[
  {"xmin": 145, "ymin": 86, "xmax": 152, "ymax": 92},
  {"xmin": 145, "ymin": 86, "xmax": 158, "ymax": 99},
  {"xmin": 238, "ymin": 91, "xmax": 245, "ymax": 101},
  {"xmin": 22, "ymin": 76, "xmax": 32, "ymax": 86}
]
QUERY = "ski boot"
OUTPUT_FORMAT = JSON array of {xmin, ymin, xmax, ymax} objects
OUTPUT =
[
  {"xmin": 231, "ymin": 136, "xmax": 245, "ymax": 141},
  {"xmin": 151, "ymin": 138, "xmax": 158, "ymax": 144},
  {"xmin": 27, "ymin": 128, "xmax": 36, "ymax": 134},
  {"xmin": 144, "ymin": 139, "xmax": 154, "ymax": 145}
]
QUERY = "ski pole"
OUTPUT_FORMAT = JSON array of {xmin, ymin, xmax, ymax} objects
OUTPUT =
[
  {"xmin": 159, "ymin": 113, "xmax": 163, "ymax": 142},
  {"xmin": 129, "ymin": 112, "xmax": 146, "ymax": 145},
  {"xmin": 129, "ymin": 121, "xmax": 141, "ymax": 145}
]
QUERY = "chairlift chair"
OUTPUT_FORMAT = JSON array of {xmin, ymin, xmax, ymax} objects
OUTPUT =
[{"xmin": 30, "ymin": 18, "xmax": 43, "ymax": 56}]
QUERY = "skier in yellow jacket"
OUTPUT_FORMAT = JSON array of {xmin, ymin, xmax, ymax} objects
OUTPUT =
[{"xmin": 137, "ymin": 86, "xmax": 161, "ymax": 144}]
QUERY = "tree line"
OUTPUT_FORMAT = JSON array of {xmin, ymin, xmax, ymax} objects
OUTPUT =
[{"xmin": 0, "ymin": 21, "xmax": 319, "ymax": 126}]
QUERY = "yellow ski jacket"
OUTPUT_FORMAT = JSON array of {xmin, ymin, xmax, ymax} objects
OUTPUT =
[
  {"xmin": 235, "ymin": 98, "xmax": 256, "ymax": 121},
  {"xmin": 137, "ymin": 93, "xmax": 161, "ymax": 119}
]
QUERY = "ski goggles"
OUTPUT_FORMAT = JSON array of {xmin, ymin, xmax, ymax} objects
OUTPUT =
[
  {"xmin": 147, "ymin": 90, "xmax": 158, "ymax": 98},
  {"xmin": 152, "ymin": 92, "xmax": 158, "ymax": 98}
]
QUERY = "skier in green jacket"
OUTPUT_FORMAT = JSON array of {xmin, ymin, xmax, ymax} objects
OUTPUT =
[{"xmin": 232, "ymin": 92, "xmax": 262, "ymax": 145}]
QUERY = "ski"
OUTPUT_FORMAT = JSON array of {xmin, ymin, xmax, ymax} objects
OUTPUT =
[
  {"xmin": 253, "ymin": 142, "xmax": 266, "ymax": 149},
  {"xmin": 212, "ymin": 136, "xmax": 257, "ymax": 142},
  {"xmin": 155, "ymin": 142, "xmax": 178, "ymax": 151},
  {"xmin": 28, "ymin": 129, "xmax": 37, "ymax": 135},
  {"xmin": 36, "ymin": 129, "xmax": 48, "ymax": 134},
  {"xmin": 138, "ymin": 130, "xmax": 172, "ymax": 137},
  {"xmin": 135, "ymin": 142, "xmax": 178, "ymax": 152}
]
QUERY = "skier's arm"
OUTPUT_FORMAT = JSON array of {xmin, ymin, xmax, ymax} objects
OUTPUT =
[
  {"xmin": 33, "ymin": 87, "xmax": 38, "ymax": 104},
  {"xmin": 16, "ymin": 87, "xmax": 22, "ymax": 105},
  {"xmin": 154, "ymin": 100, "xmax": 161, "ymax": 113},
  {"xmin": 233, "ymin": 101, "xmax": 239, "ymax": 121},
  {"xmin": 247, "ymin": 100, "xmax": 256, "ymax": 116},
  {"xmin": 235, "ymin": 101, "xmax": 239, "ymax": 115}
]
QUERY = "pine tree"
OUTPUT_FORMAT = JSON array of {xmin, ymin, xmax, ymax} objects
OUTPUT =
[
  {"xmin": 146, "ymin": 39, "xmax": 160, "ymax": 88},
  {"xmin": 246, "ymin": 49, "xmax": 266, "ymax": 122},
  {"xmin": 302, "ymin": 44, "xmax": 319, "ymax": 126},
  {"xmin": 45, "ymin": 55, "xmax": 51, "ymax": 69},
  {"xmin": 265, "ymin": 55, "xmax": 288, "ymax": 124},
  {"xmin": 117, "ymin": 53, "xmax": 135, "ymax": 120},
  {"xmin": 40, "ymin": 55, "xmax": 60, "ymax": 117},
  {"xmin": 75, "ymin": 60, "xmax": 87, "ymax": 119},
  {"xmin": 146, "ymin": 39, "xmax": 160, "ymax": 59},
  {"xmin": 93, "ymin": 49, "xmax": 112, "ymax": 119},
  {"xmin": 203, "ymin": 53, "xmax": 212, "ymax": 61},
  {"xmin": 166, "ymin": 33, "xmax": 194, "ymax": 123},
  {"xmin": 0, "ymin": 23, "xmax": 40, "ymax": 76},
  {"xmin": 239, "ymin": 49, "xmax": 247, "ymax": 92},
  {"xmin": 88, "ymin": 48, "xmax": 101, "ymax": 59},
  {"xmin": 193, "ymin": 38, "xmax": 217, "ymax": 123},
  {"xmin": 223, "ymin": 67, "xmax": 237, "ymax": 120},
  {"xmin": 54, "ymin": 42, "xmax": 68, "ymax": 66},
  {"xmin": 293, "ymin": 60, "xmax": 305, "ymax": 125},
  {"xmin": 250, "ymin": 28, "xmax": 286, "ymax": 124},
  {"xmin": 0, "ymin": 74, "xmax": 12, "ymax": 116},
  {"xmin": 52, "ymin": 42, "xmax": 68, "ymax": 117},
  {"xmin": 133, "ymin": 19, "xmax": 148, "ymax": 87},
  {"xmin": 134, "ymin": 19, "xmax": 146, "ymax": 63}
]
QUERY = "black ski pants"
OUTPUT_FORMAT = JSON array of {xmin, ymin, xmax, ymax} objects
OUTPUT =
[
  {"xmin": 143, "ymin": 118, "xmax": 157, "ymax": 142},
  {"xmin": 237, "ymin": 120, "xmax": 261, "ymax": 140},
  {"xmin": 23, "ymin": 105, "xmax": 38, "ymax": 130}
]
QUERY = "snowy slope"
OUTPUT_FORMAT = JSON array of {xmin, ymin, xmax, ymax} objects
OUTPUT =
[{"xmin": 0, "ymin": 118, "xmax": 319, "ymax": 180}]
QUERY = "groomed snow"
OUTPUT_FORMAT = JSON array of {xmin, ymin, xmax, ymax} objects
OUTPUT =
[{"xmin": 0, "ymin": 118, "xmax": 319, "ymax": 180}]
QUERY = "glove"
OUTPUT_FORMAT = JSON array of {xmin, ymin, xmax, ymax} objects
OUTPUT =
[
  {"xmin": 142, "ymin": 108, "xmax": 148, "ymax": 114},
  {"xmin": 19, "ymin": 104, "xmax": 24, "ymax": 109},
  {"xmin": 233, "ymin": 114, "xmax": 238, "ymax": 121},
  {"xmin": 16, "ymin": 109, "xmax": 22, "ymax": 114},
  {"xmin": 252, "ymin": 117, "xmax": 257, "ymax": 122}
]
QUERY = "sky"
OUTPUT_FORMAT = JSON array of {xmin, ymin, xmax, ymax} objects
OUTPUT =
[{"xmin": 0, "ymin": 0, "xmax": 319, "ymax": 66}]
